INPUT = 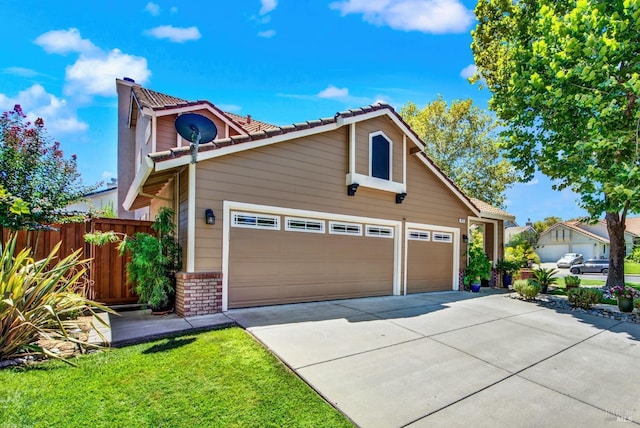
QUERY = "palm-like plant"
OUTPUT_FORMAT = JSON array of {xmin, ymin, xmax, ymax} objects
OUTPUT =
[
  {"xmin": 531, "ymin": 267, "xmax": 558, "ymax": 294},
  {"xmin": 0, "ymin": 234, "xmax": 114, "ymax": 363}
]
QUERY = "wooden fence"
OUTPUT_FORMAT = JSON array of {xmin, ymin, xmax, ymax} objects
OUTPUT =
[{"xmin": 1, "ymin": 218, "xmax": 154, "ymax": 306}]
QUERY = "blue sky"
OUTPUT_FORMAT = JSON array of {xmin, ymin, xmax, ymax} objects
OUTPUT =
[{"xmin": 0, "ymin": 0, "xmax": 590, "ymax": 224}]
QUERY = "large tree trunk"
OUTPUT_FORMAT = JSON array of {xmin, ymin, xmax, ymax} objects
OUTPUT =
[{"xmin": 605, "ymin": 211, "xmax": 626, "ymax": 288}]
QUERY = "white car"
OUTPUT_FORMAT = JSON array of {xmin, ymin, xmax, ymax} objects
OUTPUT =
[{"xmin": 556, "ymin": 253, "xmax": 584, "ymax": 268}]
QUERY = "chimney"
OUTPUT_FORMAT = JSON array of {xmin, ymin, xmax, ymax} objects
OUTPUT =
[
  {"xmin": 247, "ymin": 114, "xmax": 252, "ymax": 124},
  {"xmin": 525, "ymin": 218, "xmax": 533, "ymax": 227},
  {"xmin": 123, "ymin": 77, "xmax": 135, "ymax": 83}
]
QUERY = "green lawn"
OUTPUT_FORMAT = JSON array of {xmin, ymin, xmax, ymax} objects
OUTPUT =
[
  {"xmin": 0, "ymin": 328, "xmax": 353, "ymax": 428},
  {"xmin": 625, "ymin": 261, "xmax": 640, "ymax": 274},
  {"xmin": 551, "ymin": 278, "xmax": 640, "ymax": 305}
]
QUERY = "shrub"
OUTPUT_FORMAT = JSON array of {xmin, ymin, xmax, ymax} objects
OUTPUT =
[
  {"xmin": 635, "ymin": 299, "xmax": 640, "ymax": 311},
  {"xmin": 0, "ymin": 234, "xmax": 114, "ymax": 363},
  {"xmin": 85, "ymin": 207, "xmax": 182, "ymax": 311},
  {"xmin": 513, "ymin": 279, "xmax": 541, "ymax": 300},
  {"xmin": 626, "ymin": 247, "xmax": 640, "ymax": 263},
  {"xmin": 564, "ymin": 275, "xmax": 581, "ymax": 288},
  {"xmin": 567, "ymin": 288, "xmax": 603, "ymax": 309}
]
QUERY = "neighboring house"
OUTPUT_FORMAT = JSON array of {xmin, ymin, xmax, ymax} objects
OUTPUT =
[
  {"xmin": 66, "ymin": 178, "xmax": 118, "ymax": 214},
  {"xmin": 626, "ymin": 217, "xmax": 640, "ymax": 245},
  {"xmin": 504, "ymin": 225, "xmax": 536, "ymax": 243},
  {"xmin": 116, "ymin": 78, "xmax": 514, "ymax": 316},
  {"xmin": 536, "ymin": 221, "xmax": 637, "ymax": 262}
]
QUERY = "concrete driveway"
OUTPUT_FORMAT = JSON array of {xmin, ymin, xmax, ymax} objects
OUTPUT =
[{"xmin": 226, "ymin": 291, "xmax": 640, "ymax": 427}]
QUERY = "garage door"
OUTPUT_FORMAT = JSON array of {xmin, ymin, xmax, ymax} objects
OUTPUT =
[
  {"xmin": 572, "ymin": 244, "xmax": 595, "ymax": 260},
  {"xmin": 538, "ymin": 244, "xmax": 569, "ymax": 262},
  {"xmin": 228, "ymin": 212, "xmax": 395, "ymax": 308},
  {"xmin": 406, "ymin": 229, "xmax": 454, "ymax": 293}
]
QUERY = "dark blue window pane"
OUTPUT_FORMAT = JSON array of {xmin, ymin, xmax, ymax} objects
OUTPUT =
[{"xmin": 371, "ymin": 135, "xmax": 390, "ymax": 180}]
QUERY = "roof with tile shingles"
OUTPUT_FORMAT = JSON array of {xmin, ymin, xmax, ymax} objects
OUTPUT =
[{"xmin": 131, "ymin": 85, "xmax": 278, "ymax": 135}]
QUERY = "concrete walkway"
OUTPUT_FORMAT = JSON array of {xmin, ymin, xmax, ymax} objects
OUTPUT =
[
  {"xmin": 226, "ymin": 290, "xmax": 640, "ymax": 427},
  {"xmin": 96, "ymin": 309, "xmax": 235, "ymax": 347}
]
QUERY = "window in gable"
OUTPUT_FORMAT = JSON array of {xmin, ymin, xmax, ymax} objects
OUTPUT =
[{"xmin": 370, "ymin": 132, "xmax": 392, "ymax": 180}]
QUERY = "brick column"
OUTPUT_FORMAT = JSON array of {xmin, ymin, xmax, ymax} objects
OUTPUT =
[{"xmin": 175, "ymin": 271, "xmax": 223, "ymax": 317}]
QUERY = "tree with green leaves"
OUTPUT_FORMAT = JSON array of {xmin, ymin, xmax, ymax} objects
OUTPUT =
[
  {"xmin": 400, "ymin": 97, "xmax": 517, "ymax": 207},
  {"xmin": 532, "ymin": 216, "xmax": 562, "ymax": 234},
  {"xmin": 0, "ymin": 105, "xmax": 95, "ymax": 230},
  {"xmin": 471, "ymin": 0, "xmax": 640, "ymax": 287}
]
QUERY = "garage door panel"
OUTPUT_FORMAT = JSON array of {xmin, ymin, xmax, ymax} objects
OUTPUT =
[
  {"xmin": 229, "ymin": 215, "xmax": 394, "ymax": 308},
  {"xmin": 407, "ymin": 238, "xmax": 454, "ymax": 293}
]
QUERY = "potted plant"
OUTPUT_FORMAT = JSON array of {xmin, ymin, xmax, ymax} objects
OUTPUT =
[
  {"xmin": 495, "ymin": 259, "xmax": 519, "ymax": 288},
  {"xmin": 531, "ymin": 267, "xmax": 558, "ymax": 294},
  {"xmin": 464, "ymin": 228, "xmax": 492, "ymax": 292},
  {"xmin": 610, "ymin": 285, "xmax": 640, "ymax": 313}
]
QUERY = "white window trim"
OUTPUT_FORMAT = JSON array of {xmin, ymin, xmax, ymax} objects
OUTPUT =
[
  {"xmin": 408, "ymin": 230, "xmax": 431, "ymax": 241},
  {"xmin": 366, "ymin": 225, "xmax": 394, "ymax": 238},
  {"xmin": 432, "ymin": 232, "xmax": 453, "ymax": 243},
  {"xmin": 368, "ymin": 131, "xmax": 393, "ymax": 181},
  {"xmin": 329, "ymin": 221, "xmax": 363, "ymax": 236},
  {"xmin": 285, "ymin": 217, "xmax": 325, "ymax": 234},
  {"xmin": 231, "ymin": 211, "xmax": 280, "ymax": 230}
]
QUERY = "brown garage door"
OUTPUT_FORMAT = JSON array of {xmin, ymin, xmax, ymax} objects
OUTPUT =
[
  {"xmin": 406, "ymin": 230, "xmax": 454, "ymax": 293},
  {"xmin": 229, "ymin": 217, "xmax": 394, "ymax": 308}
]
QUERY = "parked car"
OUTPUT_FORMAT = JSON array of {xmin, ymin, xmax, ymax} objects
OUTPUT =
[
  {"xmin": 556, "ymin": 253, "xmax": 584, "ymax": 268},
  {"xmin": 569, "ymin": 259, "xmax": 609, "ymax": 275}
]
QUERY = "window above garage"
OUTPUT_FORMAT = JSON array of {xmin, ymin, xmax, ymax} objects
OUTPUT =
[
  {"xmin": 345, "ymin": 127, "xmax": 406, "ymax": 195},
  {"xmin": 370, "ymin": 132, "xmax": 391, "ymax": 181}
]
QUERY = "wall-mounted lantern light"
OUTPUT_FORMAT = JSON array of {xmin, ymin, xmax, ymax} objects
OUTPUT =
[
  {"xmin": 462, "ymin": 234, "xmax": 469, "ymax": 244},
  {"xmin": 347, "ymin": 183, "xmax": 359, "ymax": 196},
  {"xmin": 205, "ymin": 208, "xmax": 215, "ymax": 225},
  {"xmin": 395, "ymin": 192, "xmax": 407, "ymax": 204}
]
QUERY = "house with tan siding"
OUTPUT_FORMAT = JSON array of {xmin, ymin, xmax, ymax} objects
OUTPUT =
[{"xmin": 116, "ymin": 78, "xmax": 514, "ymax": 316}]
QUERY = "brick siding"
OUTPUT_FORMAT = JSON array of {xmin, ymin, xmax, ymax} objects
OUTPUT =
[{"xmin": 175, "ymin": 271, "xmax": 223, "ymax": 317}]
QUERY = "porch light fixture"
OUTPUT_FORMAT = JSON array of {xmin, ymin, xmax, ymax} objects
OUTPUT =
[
  {"xmin": 395, "ymin": 192, "xmax": 407, "ymax": 204},
  {"xmin": 205, "ymin": 208, "xmax": 215, "ymax": 225},
  {"xmin": 347, "ymin": 183, "xmax": 359, "ymax": 196},
  {"xmin": 462, "ymin": 234, "xmax": 469, "ymax": 244}
]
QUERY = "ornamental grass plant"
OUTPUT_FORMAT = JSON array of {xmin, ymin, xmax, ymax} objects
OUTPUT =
[{"xmin": 0, "ymin": 234, "xmax": 113, "ymax": 363}]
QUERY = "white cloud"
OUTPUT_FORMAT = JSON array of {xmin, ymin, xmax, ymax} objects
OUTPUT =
[
  {"xmin": 102, "ymin": 171, "xmax": 114, "ymax": 179},
  {"xmin": 145, "ymin": 2, "xmax": 160, "ymax": 16},
  {"xmin": 34, "ymin": 28, "xmax": 97, "ymax": 55},
  {"xmin": 329, "ymin": 0, "xmax": 474, "ymax": 34},
  {"xmin": 259, "ymin": 0, "xmax": 278, "ymax": 15},
  {"xmin": 460, "ymin": 64, "xmax": 477, "ymax": 79},
  {"xmin": 318, "ymin": 85, "xmax": 349, "ymax": 99},
  {"xmin": 0, "ymin": 84, "xmax": 88, "ymax": 135},
  {"xmin": 146, "ymin": 25, "xmax": 202, "ymax": 43},
  {"xmin": 34, "ymin": 28, "xmax": 152, "ymax": 101},
  {"xmin": 3, "ymin": 67, "xmax": 43, "ymax": 78},
  {"xmin": 257, "ymin": 29, "xmax": 276, "ymax": 38},
  {"xmin": 65, "ymin": 49, "xmax": 151, "ymax": 98}
]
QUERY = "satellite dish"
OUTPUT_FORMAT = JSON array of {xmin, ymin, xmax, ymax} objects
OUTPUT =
[{"xmin": 175, "ymin": 113, "xmax": 218, "ymax": 163}]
